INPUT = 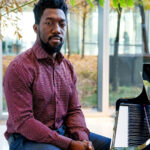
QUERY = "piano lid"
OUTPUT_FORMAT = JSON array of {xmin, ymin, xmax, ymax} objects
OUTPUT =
[{"xmin": 142, "ymin": 64, "xmax": 150, "ymax": 102}]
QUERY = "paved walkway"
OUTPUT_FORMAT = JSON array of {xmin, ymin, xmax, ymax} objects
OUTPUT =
[{"xmin": 0, "ymin": 108, "xmax": 115, "ymax": 150}]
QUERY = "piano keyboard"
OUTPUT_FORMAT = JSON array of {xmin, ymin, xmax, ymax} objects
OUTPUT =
[
  {"xmin": 114, "ymin": 106, "xmax": 128, "ymax": 147},
  {"xmin": 114, "ymin": 104, "xmax": 150, "ymax": 148}
]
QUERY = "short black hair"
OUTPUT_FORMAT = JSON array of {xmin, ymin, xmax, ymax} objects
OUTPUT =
[{"xmin": 33, "ymin": 0, "xmax": 68, "ymax": 24}]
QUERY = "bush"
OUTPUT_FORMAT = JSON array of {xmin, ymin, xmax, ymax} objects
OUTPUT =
[
  {"xmin": 109, "ymin": 85, "xmax": 142, "ymax": 105},
  {"xmin": 67, "ymin": 55, "xmax": 98, "ymax": 108}
]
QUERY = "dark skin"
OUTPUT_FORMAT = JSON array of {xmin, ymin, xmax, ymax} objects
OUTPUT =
[{"xmin": 33, "ymin": 8, "xmax": 94, "ymax": 150}]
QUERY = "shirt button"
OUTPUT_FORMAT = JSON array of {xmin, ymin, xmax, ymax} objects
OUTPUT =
[{"xmin": 56, "ymin": 118, "xmax": 59, "ymax": 122}]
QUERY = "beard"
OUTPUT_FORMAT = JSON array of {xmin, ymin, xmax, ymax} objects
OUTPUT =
[{"xmin": 38, "ymin": 31, "xmax": 63, "ymax": 55}]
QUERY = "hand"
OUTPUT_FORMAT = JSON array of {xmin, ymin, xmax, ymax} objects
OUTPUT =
[
  {"xmin": 83, "ymin": 140, "xmax": 94, "ymax": 150},
  {"xmin": 68, "ymin": 140, "xmax": 94, "ymax": 150},
  {"xmin": 68, "ymin": 140, "xmax": 86, "ymax": 150}
]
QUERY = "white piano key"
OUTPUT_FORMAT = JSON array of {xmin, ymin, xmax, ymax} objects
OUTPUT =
[{"xmin": 114, "ymin": 106, "xmax": 128, "ymax": 148}]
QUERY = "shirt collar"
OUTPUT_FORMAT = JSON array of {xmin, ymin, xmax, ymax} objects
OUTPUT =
[{"xmin": 32, "ymin": 41, "xmax": 64, "ymax": 64}]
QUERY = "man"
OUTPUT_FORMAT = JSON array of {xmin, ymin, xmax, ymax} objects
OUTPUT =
[{"xmin": 3, "ymin": 0, "xmax": 111, "ymax": 150}]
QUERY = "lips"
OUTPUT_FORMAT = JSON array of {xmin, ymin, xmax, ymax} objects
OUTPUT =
[
  {"xmin": 49, "ymin": 36, "xmax": 62, "ymax": 43},
  {"xmin": 51, "ymin": 37, "xmax": 61, "ymax": 43}
]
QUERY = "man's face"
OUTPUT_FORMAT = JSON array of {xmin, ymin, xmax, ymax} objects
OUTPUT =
[{"xmin": 36, "ymin": 8, "xmax": 67, "ymax": 54}]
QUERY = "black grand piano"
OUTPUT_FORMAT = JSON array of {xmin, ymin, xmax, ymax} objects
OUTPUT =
[{"xmin": 111, "ymin": 64, "xmax": 150, "ymax": 150}]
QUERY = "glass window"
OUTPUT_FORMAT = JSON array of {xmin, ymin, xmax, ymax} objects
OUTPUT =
[
  {"xmin": 109, "ymin": 7, "xmax": 143, "ymax": 106},
  {"xmin": 2, "ymin": 11, "xmax": 36, "ymax": 112}
]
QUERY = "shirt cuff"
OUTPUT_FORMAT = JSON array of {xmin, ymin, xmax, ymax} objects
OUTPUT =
[
  {"xmin": 70, "ymin": 130, "xmax": 90, "ymax": 141},
  {"xmin": 51, "ymin": 134, "xmax": 72, "ymax": 150},
  {"xmin": 77, "ymin": 131, "xmax": 89, "ymax": 141}
]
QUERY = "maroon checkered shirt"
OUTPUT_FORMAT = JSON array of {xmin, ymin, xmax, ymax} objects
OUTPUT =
[{"xmin": 3, "ymin": 41, "xmax": 89, "ymax": 150}]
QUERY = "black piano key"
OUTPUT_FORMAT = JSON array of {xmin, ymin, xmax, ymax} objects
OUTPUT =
[{"xmin": 128, "ymin": 104, "xmax": 150, "ymax": 146}]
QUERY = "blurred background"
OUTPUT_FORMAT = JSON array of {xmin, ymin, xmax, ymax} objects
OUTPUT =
[
  {"xmin": 1, "ymin": 0, "xmax": 149, "ymax": 112},
  {"xmin": 1, "ymin": 0, "xmax": 150, "ymax": 149}
]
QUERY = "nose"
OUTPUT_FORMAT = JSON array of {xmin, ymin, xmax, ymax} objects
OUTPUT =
[{"xmin": 52, "ymin": 23, "xmax": 61, "ymax": 34}]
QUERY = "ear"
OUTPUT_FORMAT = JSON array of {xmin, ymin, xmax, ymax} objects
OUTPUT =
[{"xmin": 33, "ymin": 24, "xmax": 38, "ymax": 33}]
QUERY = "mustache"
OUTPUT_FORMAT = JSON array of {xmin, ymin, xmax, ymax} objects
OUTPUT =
[{"xmin": 48, "ymin": 35, "xmax": 62, "ymax": 41}]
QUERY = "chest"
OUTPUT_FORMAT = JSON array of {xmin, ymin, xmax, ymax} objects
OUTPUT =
[{"xmin": 32, "ymin": 62, "xmax": 73, "ymax": 103}]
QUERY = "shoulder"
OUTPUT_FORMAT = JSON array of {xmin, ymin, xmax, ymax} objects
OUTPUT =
[
  {"xmin": 13, "ymin": 48, "xmax": 35, "ymax": 65},
  {"xmin": 4, "ymin": 48, "xmax": 36, "ymax": 81},
  {"xmin": 62, "ymin": 57, "xmax": 75, "ymax": 73},
  {"xmin": 62, "ymin": 57, "xmax": 77, "ymax": 81},
  {"xmin": 7, "ymin": 48, "xmax": 36, "ymax": 70}
]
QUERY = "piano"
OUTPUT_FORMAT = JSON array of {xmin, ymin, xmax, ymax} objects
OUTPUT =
[{"xmin": 111, "ymin": 64, "xmax": 150, "ymax": 150}]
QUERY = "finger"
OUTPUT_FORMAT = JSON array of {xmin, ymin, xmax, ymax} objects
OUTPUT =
[
  {"xmin": 87, "ymin": 141, "xmax": 93, "ymax": 150},
  {"xmin": 82, "ymin": 140, "xmax": 93, "ymax": 150}
]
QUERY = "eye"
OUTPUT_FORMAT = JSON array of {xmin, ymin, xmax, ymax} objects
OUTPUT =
[
  {"xmin": 45, "ymin": 21, "xmax": 52, "ymax": 26},
  {"xmin": 60, "ymin": 22, "xmax": 66, "ymax": 28}
]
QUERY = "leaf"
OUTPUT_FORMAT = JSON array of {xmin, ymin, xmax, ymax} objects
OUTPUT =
[
  {"xmin": 70, "ymin": 0, "xmax": 75, "ymax": 7},
  {"xmin": 15, "ymin": 2, "xmax": 22, "ymax": 13},
  {"xmin": 126, "ymin": 0, "xmax": 134, "ymax": 7},
  {"xmin": 86, "ymin": 0, "xmax": 94, "ymax": 8},
  {"xmin": 17, "ymin": 32, "xmax": 22, "ymax": 40},
  {"xmin": 143, "ymin": 0, "xmax": 150, "ymax": 10},
  {"xmin": 0, "ymin": 1, "xmax": 3, "ymax": 8},
  {"xmin": 5, "ymin": 7, "xmax": 9, "ymax": 15},
  {"xmin": 119, "ymin": 0, "xmax": 127, "ymax": 8},
  {"xmin": 99, "ymin": 0, "xmax": 104, "ymax": 7},
  {"xmin": 15, "ymin": 16, "xmax": 20, "ymax": 20},
  {"xmin": 112, "ymin": 0, "xmax": 118, "ymax": 8},
  {"xmin": 9, "ymin": 3, "xmax": 15, "ymax": 9},
  {"xmin": 0, "ymin": 33, "xmax": 4, "ymax": 41}
]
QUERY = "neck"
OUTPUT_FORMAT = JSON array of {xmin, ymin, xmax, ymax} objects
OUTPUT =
[
  {"xmin": 36, "ymin": 38, "xmax": 57, "ymax": 59},
  {"xmin": 49, "ymin": 53, "xmax": 57, "ymax": 60}
]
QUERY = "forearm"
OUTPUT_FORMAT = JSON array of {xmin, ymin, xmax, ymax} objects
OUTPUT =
[
  {"xmin": 14, "ymin": 117, "xmax": 72, "ymax": 150},
  {"xmin": 66, "ymin": 106, "xmax": 90, "ymax": 141}
]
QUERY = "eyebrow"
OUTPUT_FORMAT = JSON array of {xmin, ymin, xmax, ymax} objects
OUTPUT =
[{"xmin": 45, "ymin": 17, "xmax": 66, "ymax": 22}]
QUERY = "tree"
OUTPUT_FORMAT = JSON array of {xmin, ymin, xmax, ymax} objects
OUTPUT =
[
  {"xmin": 111, "ymin": 4, "xmax": 122, "ymax": 91},
  {"xmin": 137, "ymin": 0, "xmax": 150, "ymax": 54},
  {"xmin": 68, "ymin": 0, "xmax": 135, "ymax": 58},
  {"xmin": 68, "ymin": 0, "xmax": 98, "ymax": 58},
  {"xmin": 139, "ymin": 0, "xmax": 149, "ymax": 54},
  {"xmin": 111, "ymin": 0, "xmax": 150, "ymax": 91},
  {"xmin": 70, "ymin": 0, "xmax": 134, "ymax": 8},
  {"xmin": 0, "ymin": 0, "xmax": 138, "ymax": 42},
  {"xmin": 0, "ymin": 0, "xmax": 38, "ymax": 40}
]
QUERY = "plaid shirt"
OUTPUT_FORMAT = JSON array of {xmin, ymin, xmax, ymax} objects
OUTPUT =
[{"xmin": 3, "ymin": 41, "xmax": 89, "ymax": 150}]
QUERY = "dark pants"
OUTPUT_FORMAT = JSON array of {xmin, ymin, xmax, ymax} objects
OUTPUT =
[{"xmin": 8, "ymin": 127, "xmax": 111, "ymax": 150}]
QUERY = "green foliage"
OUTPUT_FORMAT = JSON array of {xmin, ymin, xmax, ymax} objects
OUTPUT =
[
  {"xmin": 86, "ymin": 0, "xmax": 94, "ymax": 8},
  {"xmin": 109, "ymin": 85, "xmax": 142, "ymax": 105},
  {"xmin": 119, "ymin": 0, "xmax": 127, "ymax": 7},
  {"xmin": 112, "ymin": 0, "xmax": 119, "ymax": 8},
  {"xmin": 70, "ymin": 0, "xmax": 76, "ymax": 7},
  {"xmin": 3, "ymin": 97, "xmax": 7, "ymax": 112},
  {"xmin": 82, "ymin": 92, "xmax": 97, "ymax": 108},
  {"xmin": 75, "ymin": 0, "xmax": 135, "ymax": 8},
  {"xmin": 99, "ymin": 0, "xmax": 104, "ymax": 7},
  {"xmin": 126, "ymin": 0, "xmax": 134, "ymax": 7},
  {"xmin": 112, "ymin": 0, "xmax": 134, "ymax": 8}
]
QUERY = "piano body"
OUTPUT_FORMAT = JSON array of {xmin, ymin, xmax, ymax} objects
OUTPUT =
[{"xmin": 111, "ymin": 64, "xmax": 150, "ymax": 150}]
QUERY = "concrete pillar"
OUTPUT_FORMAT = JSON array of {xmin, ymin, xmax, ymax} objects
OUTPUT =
[{"xmin": 97, "ymin": 0, "xmax": 110, "ymax": 112}]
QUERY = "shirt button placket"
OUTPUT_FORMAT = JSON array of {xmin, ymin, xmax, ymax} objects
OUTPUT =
[{"xmin": 53, "ymin": 66, "xmax": 56, "ymax": 87}]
